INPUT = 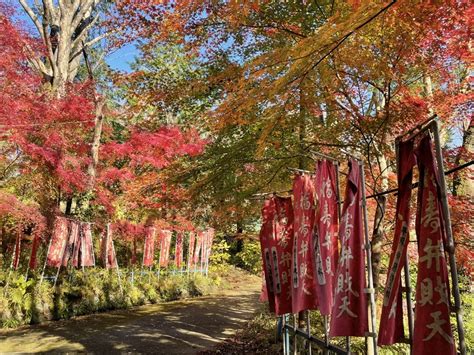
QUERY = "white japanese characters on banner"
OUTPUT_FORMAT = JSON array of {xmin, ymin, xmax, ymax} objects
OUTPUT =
[
  {"xmin": 413, "ymin": 135, "xmax": 455, "ymax": 354},
  {"xmin": 329, "ymin": 160, "xmax": 368, "ymax": 337}
]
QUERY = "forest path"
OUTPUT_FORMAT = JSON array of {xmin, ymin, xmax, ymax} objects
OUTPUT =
[{"xmin": 0, "ymin": 271, "xmax": 261, "ymax": 354}]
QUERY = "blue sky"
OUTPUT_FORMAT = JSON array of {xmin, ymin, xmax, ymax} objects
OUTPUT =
[{"xmin": 105, "ymin": 43, "xmax": 138, "ymax": 73}]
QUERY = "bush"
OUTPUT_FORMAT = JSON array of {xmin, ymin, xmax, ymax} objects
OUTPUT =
[
  {"xmin": 0, "ymin": 267, "xmax": 225, "ymax": 328},
  {"xmin": 235, "ymin": 240, "xmax": 262, "ymax": 274},
  {"xmin": 209, "ymin": 239, "xmax": 231, "ymax": 273}
]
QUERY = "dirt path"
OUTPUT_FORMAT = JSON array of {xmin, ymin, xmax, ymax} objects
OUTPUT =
[{"xmin": 0, "ymin": 272, "xmax": 261, "ymax": 354}]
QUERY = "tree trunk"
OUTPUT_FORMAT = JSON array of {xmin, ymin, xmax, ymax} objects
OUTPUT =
[
  {"xmin": 87, "ymin": 99, "xmax": 105, "ymax": 189},
  {"xmin": 371, "ymin": 195, "xmax": 386, "ymax": 289},
  {"xmin": 453, "ymin": 118, "xmax": 474, "ymax": 197}
]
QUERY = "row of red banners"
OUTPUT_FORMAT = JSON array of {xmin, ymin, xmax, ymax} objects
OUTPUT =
[
  {"xmin": 38, "ymin": 218, "xmax": 214, "ymax": 271},
  {"xmin": 259, "ymin": 134, "xmax": 455, "ymax": 348},
  {"xmin": 260, "ymin": 158, "xmax": 367, "ymax": 336},
  {"xmin": 45, "ymin": 217, "xmax": 95, "ymax": 269}
]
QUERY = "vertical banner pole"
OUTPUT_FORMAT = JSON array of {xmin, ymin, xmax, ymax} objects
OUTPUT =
[
  {"xmin": 359, "ymin": 161, "xmax": 378, "ymax": 355},
  {"xmin": 323, "ymin": 315, "xmax": 329, "ymax": 355},
  {"xmin": 403, "ymin": 253, "xmax": 414, "ymax": 351},
  {"xmin": 81, "ymin": 226, "xmax": 85, "ymax": 273},
  {"xmin": 335, "ymin": 163, "xmax": 350, "ymax": 353},
  {"xmin": 108, "ymin": 223, "xmax": 123, "ymax": 296},
  {"xmin": 431, "ymin": 121, "xmax": 466, "ymax": 355},
  {"xmin": 293, "ymin": 314, "xmax": 297, "ymax": 355},
  {"xmin": 200, "ymin": 234, "xmax": 204, "ymax": 274},
  {"xmin": 282, "ymin": 316, "xmax": 287, "ymax": 355},
  {"xmin": 396, "ymin": 140, "xmax": 415, "ymax": 352},
  {"xmin": 284, "ymin": 314, "xmax": 290, "ymax": 355},
  {"xmin": 306, "ymin": 312, "xmax": 312, "ymax": 355},
  {"xmin": 157, "ymin": 234, "xmax": 162, "ymax": 280},
  {"xmin": 40, "ymin": 237, "xmax": 53, "ymax": 285}
]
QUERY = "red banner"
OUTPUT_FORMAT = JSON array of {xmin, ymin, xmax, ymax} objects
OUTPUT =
[
  {"xmin": 143, "ymin": 227, "xmax": 156, "ymax": 267},
  {"xmin": 159, "ymin": 229, "xmax": 172, "ymax": 267},
  {"xmin": 80, "ymin": 223, "xmax": 95, "ymax": 267},
  {"xmin": 175, "ymin": 232, "xmax": 183, "ymax": 268},
  {"xmin": 62, "ymin": 221, "xmax": 79, "ymax": 267},
  {"xmin": 72, "ymin": 222, "xmax": 83, "ymax": 267},
  {"xmin": 259, "ymin": 198, "xmax": 277, "ymax": 313},
  {"xmin": 413, "ymin": 136, "xmax": 455, "ymax": 354},
  {"xmin": 187, "ymin": 232, "xmax": 196, "ymax": 269},
  {"xmin": 259, "ymin": 196, "xmax": 294, "ymax": 316},
  {"xmin": 291, "ymin": 174, "xmax": 318, "ymax": 313},
  {"xmin": 314, "ymin": 159, "xmax": 339, "ymax": 316},
  {"xmin": 378, "ymin": 139, "xmax": 416, "ymax": 345},
  {"xmin": 131, "ymin": 237, "xmax": 137, "ymax": 265},
  {"xmin": 330, "ymin": 159, "xmax": 368, "ymax": 337},
  {"xmin": 47, "ymin": 216, "xmax": 68, "ymax": 267},
  {"xmin": 193, "ymin": 232, "xmax": 202, "ymax": 266},
  {"xmin": 29, "ymin": 234, "xmax": 41, "ymax": 270},
  {"xmin": 13, "ymin": 231, "xmax": 21, "ymax": 270},
  {"xmin": 101, "ymin": 224, "xmax": 117, "ymax": 269}
]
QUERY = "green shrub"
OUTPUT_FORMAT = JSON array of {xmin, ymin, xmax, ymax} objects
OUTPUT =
[
  {"xmin": 0, "ymin": 266, "xmax": 228, "ymax": 329},
  {"xmin": 235, "ymin": 240, "xmax": 262, "ymax": 274}
]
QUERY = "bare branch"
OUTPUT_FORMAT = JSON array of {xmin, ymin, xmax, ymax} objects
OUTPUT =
[
  {"xmin": 43, "ymin": 0, "xmax": 58, "ymax": 24},
  {"xmin": 71, "ymin": 13, "xmax": 100, "ymax": 50},
  {"xmin": 18, "ymin": 0, "xmax": 45, "ymax": 40},
  {"xmin": 71, "ymin": 0, "xmax": 95, "ymax": 30},
  {"xmin": 70, "ymin": 30, "xmax": 113, "ymax": 61}
]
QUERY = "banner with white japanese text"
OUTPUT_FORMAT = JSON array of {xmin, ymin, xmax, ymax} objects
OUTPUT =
[
  {"xmin": 100, "ymin": 224, "xmax": 117, "ymax": 269},
  {"xmin": 188, "ymin": 232, "xmax": 196, "ymax": 269},
  {"xmin": 80, "ymin": 223, "xmax": 95, "ymax": 267},
  {"xmin": 292, "ymin": 174, "xmax": 318, "ymax": 313},
  {"xmin": 329, "ymin": 160, "xmax": 368, "ymax": 337},
  {"xmin": 143, "ymin": 227, "xmax": 156, "ymax": 267},
  {"xmin": 175, "ymin": 232, "xmax": 183, "ymax": 268},
  {"xmin": 47, "ymin": 216, "xmax": 69, "ymax": 267},
  {"xmin": 29, "ymin": 234, "xmax": 41, "ymax": 270},
  {"xmin": 159, "ymin": 229, "xmax": 172, "ymax": 268},
  {"xmin": 259, "ymin": 198, "xmax": 277, "ymax": 313},
  {"xmin": 62, "ymin": 220, "xmax": 79, "ymax": 267},
  {"xmin": 259, "ymin": 196, "xmax": 294, "ymax": 315},
  {"xmin": 193, "ymin": 232, "xmax": 202, "ymax": 267},
  {"xmin": 378, "ymin": 139, "xmax": 416, "ymax": 345},
  {"xmin": 314, "ymin": 159, "xmax": 339, "ymax": 316},
  {"xmin": 413, "ymin": 135, "xmax": 455, "ymax": 354},
  {"xmin": 13, "ymin": 232, "xmax": 21, "ymax": 270}
]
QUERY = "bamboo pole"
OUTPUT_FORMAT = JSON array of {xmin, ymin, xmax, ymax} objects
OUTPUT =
[
  {"xmin": 431, "ymin": 120, "xmax": 466, "ymax": 354},
  {"xmin": 359, "ymin": 160, "xmax": 378, "ymax": 355},
  {"xmin": 395, "ymin": 139, "xmax": 415, "ymax": 352},
  {"xmin": 39, "ymin": 237, "xmax": 53, "ymax": 285},
  {"xmin": 108, "ymin": 224, "xmax": 123, "ymax": 296},
  {"xmin": 335, "ymin": 162, "xmax": 351, "ymax": 354}
]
